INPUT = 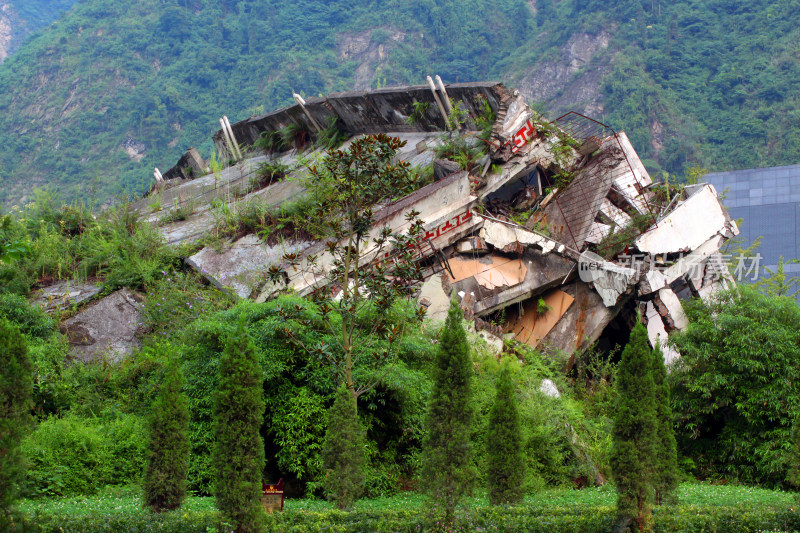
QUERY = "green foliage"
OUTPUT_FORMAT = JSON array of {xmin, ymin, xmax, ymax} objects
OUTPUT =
[
  {"xmin": 670, "ymin": 286, "xmax": 800, "ymax": 486},
  {"xmin": 321, "ymin": 385, "xmax": 366, "ymax": 509},
  {"xmin": 18, "ymin": 484, "xmax": 800, "ymax": 533},
  {"xmin": 421, "ymin": 298, "xmax": 474, "ymax": 523},
  {"xmin": 754, "ymin": 256, "xmax": 800, "ymax": 298},
  {"xmin": 0, "ymin": 319, "xmax": 33, "ymax": 527},
  {"xmin": 143, "ymin": 359, "xmax": 190, "ymax": 513},
  {"xmin": 213, "ymin": 320, "xmax": 265, "ymax": 532},
  {"xmin": 788, "ymin": 411, "xmax": 800, "ymax": 489},
  {"xmin": 21, "ymin": 411, "xmax": 146, "ymax": 497},
  {"xmin": 611, "ymin": 321, "xmax": 657, "ymax": 531},
  {"xmin": 487, "ymin": 361, "xmax": 525, "ymax": 505},
  {"xmin": 651, "ymin": 343, "xmax": 678, "ymax": 505}
]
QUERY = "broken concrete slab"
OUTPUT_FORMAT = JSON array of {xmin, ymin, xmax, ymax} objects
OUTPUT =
[
  {"xmin": 433, "ymin": 158, "xmax": 461, "ymax": 181},
  {"xmin": 481, "ymin": 218, "xmax": 565, "ymax": 256},
  {"xmin": 478, "ymin": 330, "xmax": 505, "ymax": 356},
  {"xmin": 35, "ymin": 281, "xmax": 102, "ymax": 312},
  {"xmin": 505, "ymin": 288, "xmax": 575, "ymax": 348},
  {"xmin": 541, "ymin": 281, "xmax": 628, "ymax": 357},
  {"xmin": 578, "ymin": 251, "xmax": 638, "ymax": 307},
  {"xmin": 60, "ymin": 288, "xmax": 144, "ymax": 364},
  {"xmin": 644, "ymin": 300, "xmax": 680, "ymax": 366},
  {"xmin": 469, "ymin": 249, "xmax": 576, "ymax": 317},
  {"xmin": 447, "ymin": 255, "xmax": 528, "ymax": 291},
  {"xmin": 634, "ymin": 184, "xmax": 738, "ymax": 255},
  {"xmin": 455, "ymin": 236, "xmax": 489, "ymax": 255},
  {"xmin": 417, "ymin": 273, "xmax": 451, "ymax": 323},
  {"xmin": 654, "ymin": 287, "xmax": 689, "ymax": 330},
  {"xmin": 187, "ymin": 234, "xmax": 311, "ymax": 299}
]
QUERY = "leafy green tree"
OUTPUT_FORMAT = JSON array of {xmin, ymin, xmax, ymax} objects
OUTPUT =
[
  {"xmin": 487, "ymin": 360, "xmax": 525, "ymax": 505},
  {"xmin": 651, "ymin": 342, "xmax": 678, "ymax": 505},
  {"xmin": 0, "ymin": 319, "xmax": 33, "ymax": 529},
  {"xmin": 788, "ymin": 411, "xmax": 800, "ymax": 490},
  {"xmin": 421, "ymin": 298, "xmax": 474, "ymax": 524},
  {"xmin": 320, "ymin": 385, "xmax": 366, "ymax": 509},
  {"xmin": 611, "ymin": 320, "xmax": 657, "ymax": 532},
  {"xmin": 144, "ymin": 359, "xmax": 190, "ymax": 512},
  {"xmin": 670, "ymin": 286, "xmax": 800, "ymax": 486},
  {"xmin": 754, "ymin": 257, "xmax": 800, "ymax": 298},
  {"xmin": 214, "ymin": 321, "xmax": 265, "ymax": 533}
]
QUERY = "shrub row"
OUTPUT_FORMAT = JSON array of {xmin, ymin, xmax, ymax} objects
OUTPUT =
[{"xmin": 28, "ymin": 504, "xmax": 800, "ymax": 533}]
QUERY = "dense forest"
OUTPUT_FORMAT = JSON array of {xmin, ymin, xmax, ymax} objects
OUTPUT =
[{"xmin": 0, "ymin": 0, "xmax": 799, "ymax": 206}]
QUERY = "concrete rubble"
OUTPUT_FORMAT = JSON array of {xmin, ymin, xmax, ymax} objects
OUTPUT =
[{"xmin": 137, "ymin": 81, "xmax": 739, "ymax": 366}]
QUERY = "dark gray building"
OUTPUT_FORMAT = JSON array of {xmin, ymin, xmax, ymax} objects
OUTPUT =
[{"xmin": 705, "ymin": 164, "xmax": 800, "ymax": 287}]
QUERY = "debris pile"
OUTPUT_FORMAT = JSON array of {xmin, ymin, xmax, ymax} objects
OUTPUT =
[{"xmin": 135, "ymin": 81, "xmax": 737, "ymax": 364}]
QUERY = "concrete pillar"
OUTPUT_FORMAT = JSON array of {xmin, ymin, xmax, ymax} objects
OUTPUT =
[
  {"xmin": 292, "ymin": 93, "xmax": 323, "ymax": 134},
  {"xmin": 426, "ymin": 76, "xmax": 450, "ymax": 130},
  {"xmin": 222, "ymin": 116, "xmax": 243, "ymax": 160}
]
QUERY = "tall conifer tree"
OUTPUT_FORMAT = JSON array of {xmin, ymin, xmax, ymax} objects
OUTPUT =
[
  {"xmin": 651, "ymin": 342, "xmax": 679, "ymax": 504},
  {"xmin": 214, "ymin": 321, "xmax": 265, "ymax": 533},
  {"xmin": 487, "ymin": 361, "xmax": 525, "ymax": 505},
  {"xmin": 144, "ymin": 359, "xmax": 190, "ymax": 512},
  {"xmin": 611, "ymin": 321, "xmax": 657, "ymax": 532},
  {"xmin": 0, "ymin": 319, "xmax": 32, "ymax": 528},
  {"xmin": 421, "ymin": 298, "xmax": 474, "ymax": 524},
  {"xmin": 321, "ymin": 385, "xmax": 366, "ymax": 510}
]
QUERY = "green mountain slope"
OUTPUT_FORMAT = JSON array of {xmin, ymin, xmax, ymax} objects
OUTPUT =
[{"xmin": 0, "ymin": 0, "xmax": 798, "ymax": 206}]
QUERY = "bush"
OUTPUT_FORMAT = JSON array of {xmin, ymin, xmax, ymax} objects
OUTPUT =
[
  {"xmin": 21, "ymin": 411, "xmax": 146, "ymax": 497},
  {"xmin": 487, "ymin": 361, "xmax": 525, "ymax": 505},
  {"xmin": 670, "ymin": 287, "xmax": 800, "ymax": 486}
]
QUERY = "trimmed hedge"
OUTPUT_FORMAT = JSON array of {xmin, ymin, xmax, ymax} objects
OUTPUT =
[{"xmin": 27, "ymin": 504, "xmax": 800, "ymax": 533}]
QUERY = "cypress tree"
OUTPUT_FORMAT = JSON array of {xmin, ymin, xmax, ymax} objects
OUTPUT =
[
  {"xmin": 487, "ymin": 361, "xmax": 525, "ymax": 505},
  {"xmin": 651, "ymin": 342, "xmax": 679, "ymax": 505},
  {"xmin": 144, "ymin": 359, "xmax": 190, "ymax": 512},
  {"xmin": 214, "ymin": 321, "xmax": 265, "ymax": 533},
  {"xmin": 321, "ymin": 385, "xmax": 366, "ymax": 510},
  {"xmin": 421, "ymin": 297, "xmax": 474, "ymax": 524},
  {"xmin": 611, "ymin": 320, "xmax": 657, "ymax": 532},
  {"xmin": 0, "ymin": 319, "xmax": 33, "ymax": 528}
]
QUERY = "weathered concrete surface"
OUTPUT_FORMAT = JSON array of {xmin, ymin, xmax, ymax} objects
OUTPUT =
[
  {"xmin": 35, "ymin": 281, "xmax": 102, "ymax": 312},
  {"xmin": 541, "ymin": 281, "xmax": 627, "ymax": 356},
  {"xmin": 60, "ymin": 289, "xmax": 144, "ymax": 363},
  {"xmin": 644, "ymin": 301, "xmax": 680, "ymax": 365},
  {"xmin": 187, "ymin": 234, "xmax": 311, "ymax": 299},
  {"xmin": 578, "ymin": 251, "xmax": 638, "ymax": 307},
  {"xmin": 635, "ymin": 184, "xmax": 738, "ymax": 255},
  {"xmin": 469, "ymin": 250, "xmax": 575, "ymax": 316},
  {"xmin": 214, "ymin": 82, "xmax": 507, "ymax": 159},
  {"xmin": 504, "ymin": 288, "xmax": 575, "ymax": 348},
  {"xmin": 480, "ymin": 218, "xmax": 566, "ymax": 256},
  {"xmin": 417, "ymin": 274, "xmax": 451, "ymax": 323},
  {"xmin": 654, "ymin": 287, "xmax": 689, "ymax": 330}
]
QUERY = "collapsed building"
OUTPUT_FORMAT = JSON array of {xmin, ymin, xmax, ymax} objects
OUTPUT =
[{"xmin": 114, "ymin": 80, "xmax": 737, "ymax": 365}]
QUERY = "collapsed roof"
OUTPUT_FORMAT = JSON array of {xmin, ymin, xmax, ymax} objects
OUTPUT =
[{"xmin": 136, "ymin": 80, "xmax": 739, "ymax": 365}]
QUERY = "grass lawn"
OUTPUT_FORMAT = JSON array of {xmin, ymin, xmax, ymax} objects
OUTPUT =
[{"xmin": 18, "ymin": 483, "xmax": 800, "ymax": 532}]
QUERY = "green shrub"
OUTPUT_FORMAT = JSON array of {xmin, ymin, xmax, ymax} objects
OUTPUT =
[
  {"xmin": 0, "ymin": 319, "xmax": 34, "ymax": 527},
  {"xmin": 21, "ymin": 411, "xmax": 146, "ymax": 497},
  {"xmin": 487, "ymin": 361, "xmax": 525, "ymax": 505},
  {"xmin": 322, "ymin": 385, "xmax": 366, "ymax": 509},
  {"xmin": 214, "ymin": 320, "xmax": 265, "ymax": 532},
  {"xmin": 143, "ymin": 360, "xmax": 190, "ymax": 512}
]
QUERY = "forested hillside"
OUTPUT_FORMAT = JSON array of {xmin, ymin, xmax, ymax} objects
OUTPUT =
[{"xmin": 0, "ymin": 0, "xmax": 798, "ymax": 206}]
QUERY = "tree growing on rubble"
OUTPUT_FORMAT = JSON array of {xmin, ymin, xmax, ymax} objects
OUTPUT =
[
  {"xmin": 421, "ymin": 298, "xmax": 475, "ymax": 525},
  {"xmin": 272, "ymin": 133, "xmax": 427, "ymax": 399},
  {"xmin": 611, "ymin": 320, "xmax": 657, "ymax": 533},
  {"xmin": 487, "ymin": 360, "xmax": 525, "ymax": 505}
]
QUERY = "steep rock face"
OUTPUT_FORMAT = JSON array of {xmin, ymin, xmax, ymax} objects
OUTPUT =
[
  {"xmin": 0, "ymin": 3, "xmax": 14, "ymax": 62},
  {"xmin": 512, "ymin": 31, "xmax": 613, "ymax": 117},
  {"xmin": 338, "ymin": 28, "xmax": 407, "ymax": 91}
]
